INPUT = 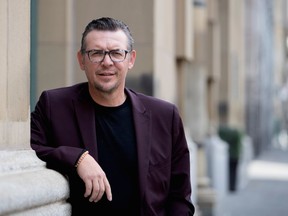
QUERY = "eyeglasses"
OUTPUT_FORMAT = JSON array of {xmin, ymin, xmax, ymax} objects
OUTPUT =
[{"xmin": 84, "ymin": 49, "xmax": 130, "ymax": 63}]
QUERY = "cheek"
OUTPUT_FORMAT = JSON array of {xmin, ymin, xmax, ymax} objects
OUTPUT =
[
  {"xmin": 119, "ymin": 66, "xmax": 130, "ymax": 78},
  {"xmin": 83, "ymin": 66, "xmax": 95, "ymax": 80},
  {"xmin": 84, "ymin": 62, "xmax": 98, "ymax": 73}
]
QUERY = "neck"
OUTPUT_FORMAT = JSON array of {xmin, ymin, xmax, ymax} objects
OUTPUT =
[{"xmin": 89, "ymin": 87, "xmax": 126, "ymax": 107}]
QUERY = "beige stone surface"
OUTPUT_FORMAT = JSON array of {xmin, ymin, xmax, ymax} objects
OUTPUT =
[
  {"xmin": 0, "ymin": 150, "xmax": 70, "ymax": 216},
  {"xmin": 0, "ymin": 1, "xmax": 8, "ymax": 121},
  {"xmin": 1, "ymin": 2, "xmax": 70, "ymax": 216},
  {"xmin": 0, "ymin": 0, "xmax": 30, "ymax": 150}
]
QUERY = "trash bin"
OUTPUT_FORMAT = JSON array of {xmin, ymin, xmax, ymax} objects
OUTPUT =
[{"xmin": 205, "ymin": 135, "xmax": 229, "ymax": 199}]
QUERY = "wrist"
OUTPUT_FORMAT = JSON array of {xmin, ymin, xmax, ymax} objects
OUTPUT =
[{"xmin": 75, "ymin": 151, "xmax": 89, "ymax": 168}]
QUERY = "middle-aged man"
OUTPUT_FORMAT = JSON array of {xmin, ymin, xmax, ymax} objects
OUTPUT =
[{"xmin": 31, "ymin": 17, "xmax": 195, "ymax": 216}]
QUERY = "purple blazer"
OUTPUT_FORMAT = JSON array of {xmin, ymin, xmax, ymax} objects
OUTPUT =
[{"xmin": 31, "ymin": 82, "xmax": 194, "ymax": 216}]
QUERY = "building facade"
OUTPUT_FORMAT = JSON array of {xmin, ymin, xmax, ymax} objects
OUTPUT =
[{"xmin": 1, "ymin": 0, "xmax": 287, "ymax": 215}]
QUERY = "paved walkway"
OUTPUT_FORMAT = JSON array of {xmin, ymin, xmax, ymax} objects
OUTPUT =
[{"xmin": 215, "ymin": 147, "xmax": 288, "ymax": 216}]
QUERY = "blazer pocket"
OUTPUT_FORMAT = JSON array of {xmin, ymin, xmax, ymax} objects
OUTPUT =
[{"xmin": 147, "ymin": 160, "xmax": 171, "ymax": 198}]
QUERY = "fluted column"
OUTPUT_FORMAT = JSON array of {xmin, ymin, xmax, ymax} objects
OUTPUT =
[{"xmin": 0, "ymin": 1, "xmax": 70, "ymax": 215}]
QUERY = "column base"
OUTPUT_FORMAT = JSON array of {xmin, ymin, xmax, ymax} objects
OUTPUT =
[{"xmin": 0, "ymin": 150, "xmax": 71, "ymax": 215}]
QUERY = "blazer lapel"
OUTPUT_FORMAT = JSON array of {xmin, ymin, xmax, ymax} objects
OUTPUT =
[
  {"xmin": 73, "ymin": 86, "xmax": 98, "ymax": 159},
  {"xmin": 126, "ymin": 89, "xmax": 151, "ymax": 203}
]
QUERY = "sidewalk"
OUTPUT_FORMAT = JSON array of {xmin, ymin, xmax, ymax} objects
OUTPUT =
[{"xmin": 215, "ymin": 147, "xmax": 288, "ymax": 216}]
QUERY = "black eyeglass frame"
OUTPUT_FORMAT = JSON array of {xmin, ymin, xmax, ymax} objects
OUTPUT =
[{"xmin": 84, "ymin": 49, "xmax": 131, "ymax": 63}]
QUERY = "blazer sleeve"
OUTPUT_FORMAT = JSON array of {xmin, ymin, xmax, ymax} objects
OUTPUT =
[
  {"xmin": 31, "ymin": 91, "xmax": 84, "ymax": 174},
  {"xmin": 168, "ymin": 106, "xmax": 195, "ymax": 215}
]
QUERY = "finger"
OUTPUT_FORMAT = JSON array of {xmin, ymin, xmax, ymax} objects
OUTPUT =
[
  {"xmin": 104, "ymin": 177, "xmax": 112, "ymax": 201},
  {"xmin": 84, "ymin": 180, "xmax": 92, "ymax": 198},
  {"xmin": 94, "ymin": 179, "xmax": 105, "ymax": 202},
  {"xmin": 89, "ymin": 179, "xmax": 100, "ymax": 202}
]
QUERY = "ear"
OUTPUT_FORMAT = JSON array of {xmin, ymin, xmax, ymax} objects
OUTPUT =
[
  {"xmin": 128, "ymin": 50, "xmax": 136, "ymax": 70},
  {"xmin": 77, "ymin": 51, "xmax": 85, "ymax": 70}
]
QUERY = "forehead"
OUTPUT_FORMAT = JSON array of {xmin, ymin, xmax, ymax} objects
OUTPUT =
[{"xmin": 84, "ymin": 30, "xmax": 128, "ymax": 49}]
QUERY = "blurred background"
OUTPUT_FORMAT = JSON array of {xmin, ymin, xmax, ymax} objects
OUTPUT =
[{"xmin": 1, "ymin": 0, "xmax": 288, "ymax": 215}]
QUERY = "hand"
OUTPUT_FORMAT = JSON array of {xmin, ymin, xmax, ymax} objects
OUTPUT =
[{"xmin": 76, "ymin": 153, "xmax": 112, "ymax": 202}]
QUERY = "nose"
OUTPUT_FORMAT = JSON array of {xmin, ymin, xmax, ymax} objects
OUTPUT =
[{"xmin": 101, "ymin": 52, "xmax": 113, "ymax": 65}]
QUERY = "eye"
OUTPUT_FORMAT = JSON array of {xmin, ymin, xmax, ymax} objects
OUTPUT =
[
  {"xmin": 110, "ymin": 50, "xmax": 124, "ymax": 57},
  {"xmin": 89, "ymin": 50, "xmax": 104, "ymax": 57}
]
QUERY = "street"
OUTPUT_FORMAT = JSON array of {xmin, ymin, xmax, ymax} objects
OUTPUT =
[{"xmin": 215, "ymin": 147, "xmax": 288, "ymax": 216}]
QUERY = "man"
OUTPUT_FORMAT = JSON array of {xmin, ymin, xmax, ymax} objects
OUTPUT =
[{"xmin": 31, "ymin": 17, "xmax": 194, "ymax": 216}]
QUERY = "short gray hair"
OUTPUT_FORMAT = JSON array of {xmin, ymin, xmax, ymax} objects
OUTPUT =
[{"xmin": 80, "ymin": 17, "xmax": 134, "ymax": 54}]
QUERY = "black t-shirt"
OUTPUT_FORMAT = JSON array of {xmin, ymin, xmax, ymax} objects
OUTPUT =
[{"xmin": 93, "ymin": 97, "xmax": 140, "ymax": 215}]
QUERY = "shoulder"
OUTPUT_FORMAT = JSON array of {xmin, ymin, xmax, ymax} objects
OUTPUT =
[
  {"xmin": 42, "ymin": 82, "xmax": 87, "ymax": 96},
  {"xmin": 128, "ymin": 88, "xmax": 174, "ymax": 105},
  {"xmin": 32, "ymin": 83, "xmax": 90, "ymax": 116},
  {"xmin": 40, "ymin": 82, "xmax": 88, "ymax": 100},
  {"xmin": 126, "ymin": 88, "xmax": 179, "ymax": 115},
  {"xmin": 35, "ymin": 82, "xmax": 89, "ymax": 110}
]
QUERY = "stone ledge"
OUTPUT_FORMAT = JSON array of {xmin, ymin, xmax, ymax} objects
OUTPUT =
[
  {"xmin": 0, "ymin": 150, "xmax": 45, "ymax": 174},
  {"xmin": 0, "ymin": 150, "xmax": 71, "ymax": 215},
  {"xmin": 7, "ymin": 202, "xmax": 71, "ymax": 216}
]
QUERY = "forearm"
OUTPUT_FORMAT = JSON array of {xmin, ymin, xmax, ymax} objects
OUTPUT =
[{"xmin": 31, "ymin": 140, "xmax": 85, "ymax": 173}]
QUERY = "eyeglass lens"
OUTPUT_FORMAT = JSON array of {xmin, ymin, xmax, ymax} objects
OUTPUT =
[{"xmin": 87, "ymin": 50, "xmax": 128, "ymax": 62}]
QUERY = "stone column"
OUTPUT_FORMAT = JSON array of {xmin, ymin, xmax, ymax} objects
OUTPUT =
[
  {"xmin": 190, "ymin": 2, "xmax": 216, "ymax": 216},
  {"xmin": 0, "ymin": 1, "xmax": 70, "ymax": 215}
]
